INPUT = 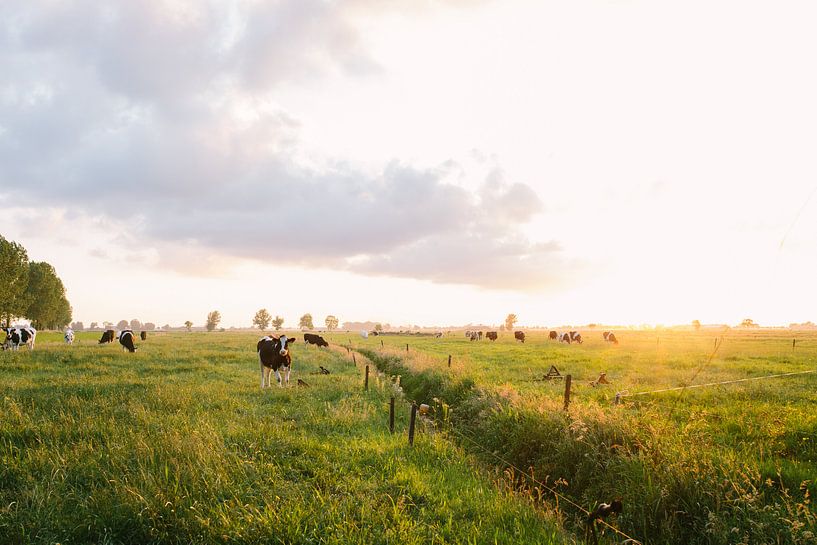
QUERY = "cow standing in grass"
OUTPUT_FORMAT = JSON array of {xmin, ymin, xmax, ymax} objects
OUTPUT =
[
  {"xmin": 549, "ymin": 331, "xmax": 558, "ymax": 340},
  {"xmin": 486, "ymin": 331, "xmax": 498, "ymax": 341},
  {"xmin": 258, "ymin": 335, "xmax": 296, "ymax": 388},
  {"xmin": 99, "ymin": 329, "xmax": 115, "ymax": 343},
  {"xmin": 119, "ymin": 330, "xmax": 137, "ymax": 352},
  {"xmin": 514, "ymin": 331, "xmax": 525, "ymax": 343},
  {"xmin": 603, "ymin": 331, "xmax": 619, "ymax": 345},
  {"xmin": 64, "ymin": 328, "xmax": 75, "ymax": 345},
  {"xmin": 3, "ymin": 327, "xmax": 36, "ymax": 351}
]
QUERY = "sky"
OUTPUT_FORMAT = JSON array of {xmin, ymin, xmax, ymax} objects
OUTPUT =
[{"xmin": 2, "ymin": 0, "xmax": 817, "ymax": 329}]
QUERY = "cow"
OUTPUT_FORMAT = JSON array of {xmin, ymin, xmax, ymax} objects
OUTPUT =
[
  {"xmin": 464, "ymin": 330, "xmax": 472, "ymax": 338},
  {"xmin": 3, "ymin": 327, "xmax": 36, "ymax": 351},
  {"xmin": 603, "ymin": 331, "xmax": 619, "ymax": 345},
  {"xmin": 486, "ymin": 331, "xmax": 498, "ymax": 341},
  {"xmin": 549, "ymin": 330, "xmax": 558, "ymax": 340},
  {"xmin": 304, "ymin": 333, "xmax": 329, "ymax": 347},
  {"xmin": 140, "ymin": 331, "xmax": 147, "ymax": 341},
  {"xmin": 469, "ymin": 331, "xmax": 478, "ymax": 341},
  {"xmin": 64, "ymin": 328, "xmax": 75, "ymax": 345},
  {"xmin": 435, "ymin": 332, "xmax": 443, "ymax": 338},
  {"xmin": 478, "ymin": 331, "xmax": 483, "ymax": 340},
  {"xmin": 98, "ymin": 329, "xmax": 115, "ymax": 344},
  {"xmin": 258, "ymin": 335, "xmax": 296, "ymax": 388},
  {"xmin": 514, "ymin": 331, "xmax": 525, "ymax": 343},
  {"xmin": 360, "ymin": 330, "xmax": 369, "ymax": 339},
  {"xmin": 118, "ymin": 329, "xmax": 137, "ymax": 352},
  {"xmin": 569, "ymin": 331, "xmax": 583, "ymax": 344},
  {"xmin": 559, "ymin": 332, "xmax": 572, "ymax": 344}
]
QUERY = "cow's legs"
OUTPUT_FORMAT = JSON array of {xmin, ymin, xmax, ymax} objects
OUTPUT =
[
  {"xmin": 274, "ymin": 369, "xmax": 282, "ymax": 387},
  {"xmin": 260, "ymin": 362, "xmax": 268, "ymax": 389},
  {"xmin": 284, "ymin": 367, "xmax": 291, "ymax": 386}
]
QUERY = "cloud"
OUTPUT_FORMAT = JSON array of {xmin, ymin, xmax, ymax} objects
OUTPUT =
[{"xmin": 0, "ymin": 0, "xmax": 571, "ymax": 292}]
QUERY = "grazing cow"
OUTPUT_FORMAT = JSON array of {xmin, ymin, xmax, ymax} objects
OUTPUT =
[
  {"xmin": 469, "ymin": 331, "xmax": 478, "ymax": 341},
  {"xmin": 478, "ymin": 331, "xmax": 483, "ymax": 340},
  {"xmin": 118, "ymin": 329, "xmax": 137, "ymax": 352},
  {"xmin": 559, "ymin": 332, "xmax": 572, "ymax": 344},
  {"xmin": 464, "ymin": 330, "xmax": 472, "ymax": 338},
  {"xmin": 569, "ymin": 331, "xmax": 583, "ymax": 344},
  {"xmin": 360, "ymin": 330, "xmax": 369, "ymax": 339},
  {"xmin": 98, "ymin": 329, "xmax": 115, "ymax": 344},
  {"xmin": 258, "ymin": 335, "xmax": 297, "ymax": 388},
  {"xmin": 549, "ymin": 330, "xmax": 558, "ymax": 340},
  {"xmin": 486, "ymin": 331, "xmax": 498, "ymax": 341},
  {"xmin": 65, "ymin": 328, "xmax": 75, "ymax": 345},
  {"xmin": 603, "ymin": 331, "xmax": 619, "ymax": 345},
  {"xmin": 303, "ymin": 333, "xmax": 329, "ymax": 347},
  {"xmin": 371, "ymin": 331, "xmax": 379, "ymax": 336},
  {"xmin": 514, "ymin": 331, "xmax": 525, "ymax": 343},
  {"xmin": 140, "ymin": 331, "xmax": 147, "ymax": 341},
  {"xmin": 435, "ymin": 332, "xmax": 443, "ymax": 338}
]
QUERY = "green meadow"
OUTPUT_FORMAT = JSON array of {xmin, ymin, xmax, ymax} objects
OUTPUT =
[
  {"xmin": 0, "ymin": 332, "xmax": 564, "ymax": 545},
  {"xmin": 340, "ymin": 329, "xmax": 817, "ymax": 544}
]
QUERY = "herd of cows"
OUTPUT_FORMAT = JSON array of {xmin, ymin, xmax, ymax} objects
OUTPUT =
[{"xmin": 2, "ymin": 326, "xmax": 620, "ymax": 388}]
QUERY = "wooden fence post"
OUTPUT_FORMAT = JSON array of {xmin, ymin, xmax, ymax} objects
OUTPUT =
[
  {"xmin": 381, "ymin": 339, "xmax": 384, "ymax": 348},
  {"xmin": 793, "ymin": 338, "xmax": 797, "ymax": 350},
  {"xmin": 408, "ymin": 403, "xmax": 417, "ymax": 446},
  {"xmin": 448, "ymin": 354, "xmax": 451, "ymax": 368},
  {"xmin": 364, "ymin": 365, "xmax": 369, "ymax": 391},
  {"xmin": 389, "ymin": 397, "xmax": 395, "ymax": 433},
  {"xmin": 406, "ymin": 343, "xmax": 409, "ymax": 353},
  {"xmin": 563, "ymin": 374, "xmax": 572, "ymax": 411}
]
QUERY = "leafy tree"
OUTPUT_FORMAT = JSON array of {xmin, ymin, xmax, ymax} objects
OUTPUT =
[
  {"xmin": 117, "ymin": 320, "xmax": 129, "ymax": 330},
  {"xmin": 272, "ymin": 315, "xmax": 284, "ymax": 331},
  {"xmin": 184, "ymin": 320, "xmax": 193, "ymax": 332},
  {"xmin": 299, "ymin": 313, "xmax": 314, "ymax": 330},
  {"xmin": 692, "ymin": 319, "xmax": 701, "ymax": 331},
  {"xmin": 206, "ymin": 311, "xmax": 221, "ymax": 332},
  {"xmin": 23, "ymin": 260, "xmax": 73, "ymax": 330},
  {"xmin": 253, "ymin": 309, "xmax": 272, "ymax": 331},
  {"xmin": 90, "ymin": 322, "xmax": 98, "ymax": 330},
  {"xmin": 103, "ymin": 321, "xmax": 113, "ymax": 329},
  {"xmin": 71, "ymin": 321, "xmax": 84, "ymax": 331},
  {"xmin": 143, "ymin": 322, "xmax": 156, "ymax": 331},
  {"xmin": 0, "ymin": 236, "xmax": 30, "ymax": 327},
  {"xmin": 740, "ymin": 318, "xmax": 758, "ymax": 328},
  {"xmin": 375, "ymin": 323, "xmax": 382, "ymax": 332},
  {"xmin": 504, "ymin": 313, "xmax": 518, "ymax": 332},
  {"xmin": 130, "ymin": 319, "xmax": 142, "ymax": 330},
  {"xmin": 325, "ymin": 315, "xmax": 338, "ymax": 331}
]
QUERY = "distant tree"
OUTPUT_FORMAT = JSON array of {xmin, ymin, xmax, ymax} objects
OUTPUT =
[
  {"xmin": 71, "ymin": 321, "xmax": 84, "ymax": 331},
  {"xmin": 90, "ymin": 322, "xmax": 98, "ymax": 330},
  {"xmin": 162, "ymin": 324, "xmax": 172, "ymax": 330},
  {"xmin": 272, "ymin": 315, "xmax": 284, "ymax": 331},
  {"xmin": 0, "ymin": 236, "xmax": 30, "ymax": 328},
  {"xmin": 299, "ymin": 313, "xmax": 314, "ymax": 330},
  {"xmin": 499, "ymin": 324, "xmax": 506, "ymax": 331},
  {"xmin": 692, "ymin": 319, "xmax": 701, "ymax": 331},
  {"xmin": 325, "ymin": 315, "xmax": 338, "ymax": 331},
  {"xmin": 184, "ymin": 320, "xmax": 193, "ymax": 332},
  {"xmin": 253, "ymin": 309, "xmax": 272, "ymax": 331},
  {"xmin": 130, "ymin": 319, "xmax": 142, "ymax": 331},
  {"xmin": 103, "ymin": 321, "xmax": 113, "ymax": 329},
  {"xmin": 117, "ymin": 319, "xmax": 130, "ymax": 330},
  {"xmin": 504, "ymin": 314, "xmax": 518, "ymax": 332},
  {"xmin": 739, "ymin": 318, "xmax": 759, "ymax": 328},
  {"xmin": 587, "ymin": 323, "xmax": 597, "ymax": 329},
  {"xmin": 143, "ymin": 322, "xmax": 156, "ymax": 331},
  {"xmin": 375, "ymin": 323, "xmax": 383, "ymax": 332},
  {"xmin": 206, "ymin": 311, "xmax": 221, "ymax": 332},
  {"xmin": 24, "ymin": 261, "xmax": 72, "ymax": 329}
]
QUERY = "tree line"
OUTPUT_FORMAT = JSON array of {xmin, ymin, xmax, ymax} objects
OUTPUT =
[{"xmin": 0, "ymin": 235, "xmax": 72, "ymax": 330}]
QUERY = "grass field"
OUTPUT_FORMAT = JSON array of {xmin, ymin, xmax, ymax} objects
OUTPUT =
[
  {"xmin": 0, "ymin": 332, "xmax": 565, "ymax": 545},
  {"xmin": 336, "ymin": 329, "xmax": 817, "ymax": 544}
]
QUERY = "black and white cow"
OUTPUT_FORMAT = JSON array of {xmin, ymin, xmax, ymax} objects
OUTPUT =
[
  {"xmin": 549, "ymin": 330, "xmax": 558, "ymax": 340},
  {"xmin": 559, "ymin": 332, "xmax": 572, "ymax": 344},
  {"xmin": 64, "ymin": 328, "xmax": 75, "ymax": 345},
  {"xmin": 258, "ymin": 335, "xmax": 296, "ymax": 388},
  {"xmin": 469, "ymin": 331, "xmax": 478, "ymax": 341},
  {"xmin": 486, "ymin": 331, "xmax": 498, "ymax": 341},
  {"xmin": 119, "ymin": 330, "xmax": 137, "ymax": 352},
  {"xmin": 3, "ymin": 327, "xmax": 36, "ymax": 351},
  {"xmin": 569, "ymin": 331, "xmax": 583, "ymax": 344},
  {"xmin": 303, "ymin": 333, "xmax": 329, "ymax": 347},
  {"xmin": 99, "ymin": 329, "xmax": 115, "ymax": 344},
  {"xmin": 603, "ymin": 331, "xmax": 619, "ymax": 345}
]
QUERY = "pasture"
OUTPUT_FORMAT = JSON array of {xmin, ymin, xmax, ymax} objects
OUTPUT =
[
  {"xmin": 338, "ymin": 329, "xmax": 817, "ymax": 544},
  {"xmin": 0, "ymin": 332, "xmax": 565, "ymax": 545}
]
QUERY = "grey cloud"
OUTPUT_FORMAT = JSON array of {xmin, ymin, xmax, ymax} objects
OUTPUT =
[{"xmin": 0, "ymin": 0, "xmax": 568, "ymax": 292}]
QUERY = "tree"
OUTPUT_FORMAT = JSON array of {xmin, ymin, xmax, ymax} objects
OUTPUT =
[
  {"xmin": 22, "ymin": 261, "xmax": 72, "ymax": 330},
  {"xmin": 0, "ymin": 236, "xmax": 30, "ymax": 327},
  {"xmin": 272, "ymin": 315, "xmax": 284, "ymax": 331},
  {"xmin": 692, "ymin": 319, "xmax": 701, "ymax": 331},
  {"xmin": 504, "ymin": 314, "xmax": 518, "ymax": 332},
  {"xmin": 299, "ymin": 313, "xmax": 314, "ymax": 330},
  {"xmin": 71, "ymin": 321, "xmax": 84, "ymax": 331},
  {"xmin": 184, "ymin": 320, "xmax": 193, "ymax": 332},
  {"xmin": 90, "ymin": 322, "xmax": 98, "ymax": 330},
  {"xmin": 206, "ymin": 311, "xmax": 221, "ymax": 332},
  {"xmin": 103, "ymin": 321, "xmax": 113, "ymax": 329},
  {"xmin": 144, "ymin": 322, "xmax": 156, "ymax": 331},
  {"xmin": 117, "ymin": 320, "xmax": 129, "ymax": 330},
  {"xmin": 739, "ymin": 318, "xmax": 759, "ymax": 328},
  {"xmin": 375, "ymin": 323, "xmax": 383, "ymax": 332},
  {"xmin": 253, "ymin": 309, "xmax": 272, "ymax": 331},
  {"xmin": 130, "ymin": 319, "xmax": 142, "ymax": 330},
  {"xmin": 325, "ymin": 315, "xmax": 338, "ymax": 331}
]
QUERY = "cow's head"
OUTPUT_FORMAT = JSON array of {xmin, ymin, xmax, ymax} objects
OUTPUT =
[{"xmin": 276, "ymin": 335, "xmax": 296, "ymax": 356}]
